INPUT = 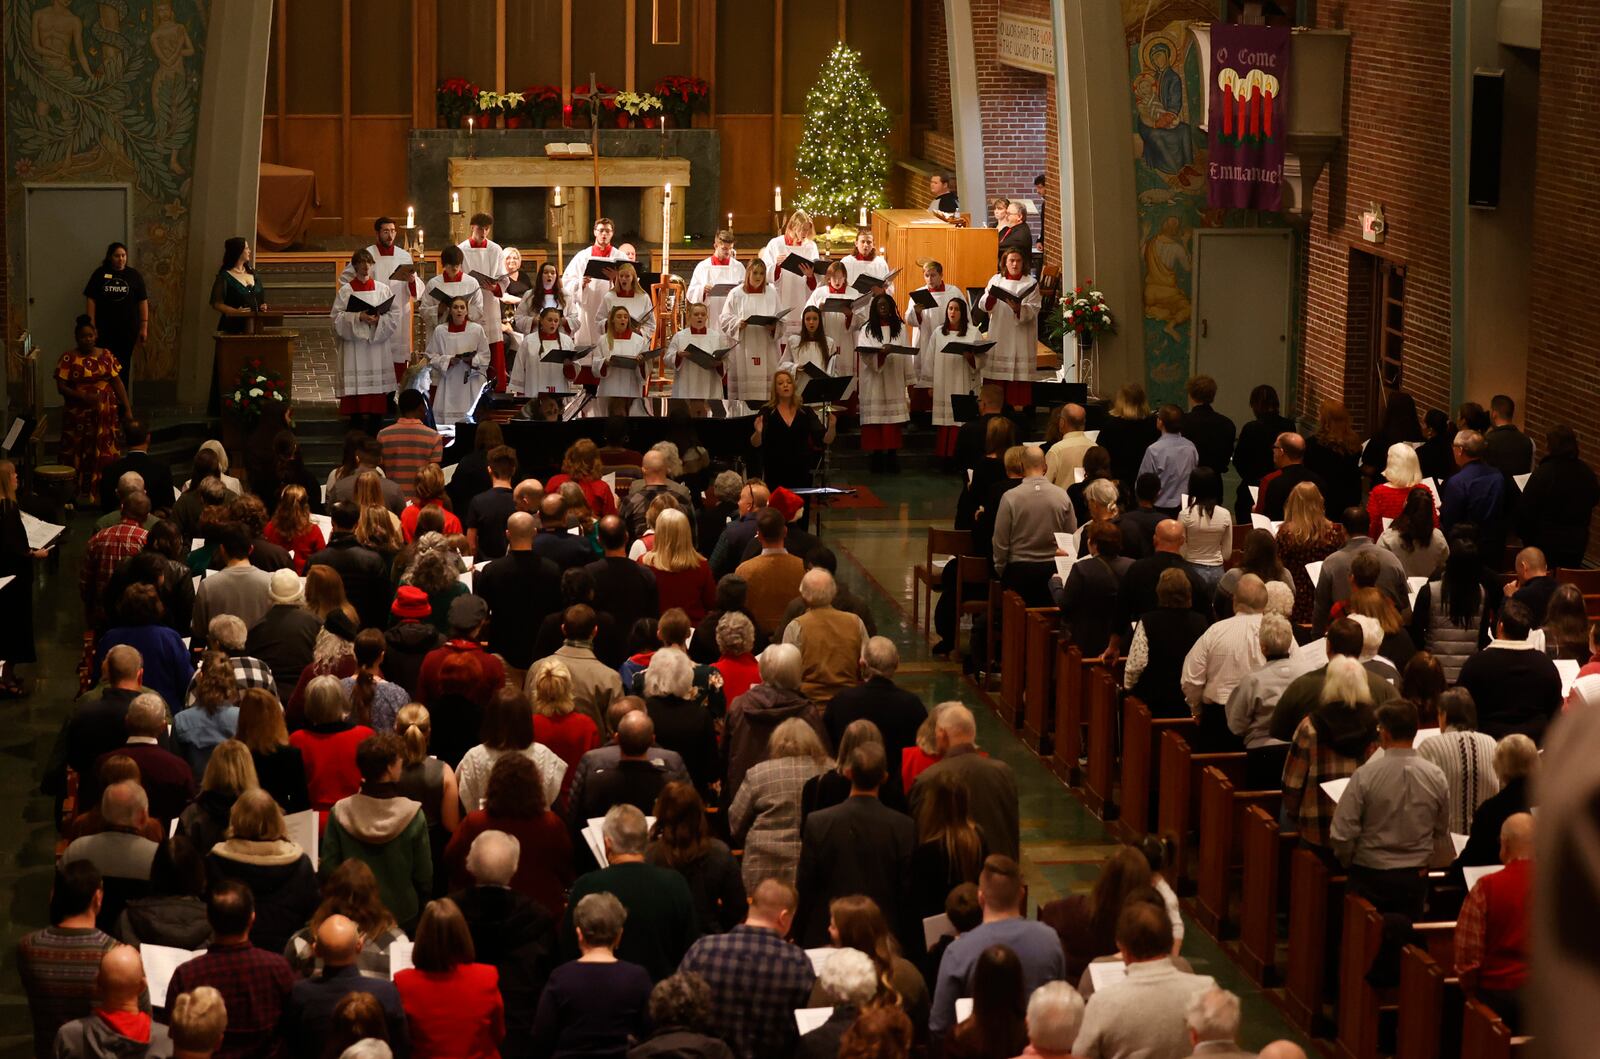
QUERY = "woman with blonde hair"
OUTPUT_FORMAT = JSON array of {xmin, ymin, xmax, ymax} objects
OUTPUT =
[
  {"xmin": 900, "ymin": 701, "xmax": 957, "ymax": 794},
  {"xmin": 1366, "ymin": 441, "xmax": 1438, "ymax": 539},
  {"xmin": 173, "ymin": 649, "xmax": 240, "ymax": 777},
  {"xmin": 751, "ymin": 366, "xmax": 833, "ymax": 493},
  {"xmin": 205, "ymin": 788, "xmax": 320, "ymax": 954},
  {"xmin": 727, "ymin": 715, "xmax": 831, "ymax": 890},
  {"xmin": 1282, "ymin": 656, "xmax": 1377, "ymax": 847},
  {"xmin": 1348, "ymin": 586, "xmax": 1416, "ymax": 670},
  {"xmin": 640, "ymin": 508, "xmax": 716, "ymax": 622},
  {"xmin": 597, "ymin": 261, "xmax": 656, "ymax": 345},
  {"xmin": 392, "ymin": 702, "xmax": 459, "ymax": 899},
  {"xmin": 761, "ymin": 208, "xmax": 820, "ymax": 340},
  {"xmin": 235, "ymin": 687, "xmax": 307, "ymax": 813},
  {"xmin": 1276, "ymin": 480, "xmax": 1347, "ymax": 625},
  {"xmin": 545, "ymin": 437, "xmax": 617, "ymax": 517},
  {"xmin": 626, "ymin": 492, "xmax": 682, "ymax": 560},
  {"xmin": 284, "ymin": 859, "xmax": 410, "ymax": 978},
  {"xmin": 402, "ymin": 463, "xmax": 462, "ymax": 541},
  {"xmin": 262, "ymin": 483, "xmax": 324, "ymax": 573},
  {"xmin": 1304, "ymin": 400, "xmax": 1364, "ymax": 515},
  {"xmin": 1096, "ymin": 381, "xmax": 1158, "ymax": 490},
  {"xmin": 530, "ymin": 657, "xmax": 598, "ymax": 801},
  {"xmin": 178, "ymin": 738, "xmax": 259, "ymax": 854},
  {"xmin": 352, "ymin": 470, "xmax": 404, "ymax": 542}
]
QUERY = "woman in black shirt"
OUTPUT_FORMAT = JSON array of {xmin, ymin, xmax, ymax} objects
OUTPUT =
[
  {"xmin": 1232, "ymin": 383, "xmax": 1295, "ymax": 522},
  {"xmin": 83, "ymin": 242, "xmax": 148, "ymax": 384},
  {"xmin": 751, "ymin": 368, "xmax": 835, "ymax": 491}
]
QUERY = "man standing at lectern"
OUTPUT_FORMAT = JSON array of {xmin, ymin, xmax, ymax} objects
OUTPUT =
[{"xmin": 928, "ymin": 173, "xmax": 959, "ymax": 213}]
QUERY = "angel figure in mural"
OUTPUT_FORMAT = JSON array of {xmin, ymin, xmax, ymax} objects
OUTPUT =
[
  {"xmin": 1143, "ymin": 215, "xmax": 1191, "ymax": 341},
  {"xmin": 150, "ymin": 0, "xmax": 196, "ymax": 173},
  {"xmin": 1134, "ymin": 40, "xmax": 1199, "ymax": 181}
]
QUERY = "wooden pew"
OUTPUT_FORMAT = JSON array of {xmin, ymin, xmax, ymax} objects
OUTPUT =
[
  {"xmin": 1050, "ymin": 643, "xmax": 1084, "ymax": 785},
  {"xmin": 1111, "ymin": 698, "xmax": 1195, "ymax": 843},
  {"xmin": 1461, "ymin": 999, "xmax": 1530, "ymax": 1059},
  {"xmin": 1194, "ymin": 766, "xmax": 1281, "ymax": 936},
  {"xmin": 1333, "ymin": 898, "xmax": 1455, "ymax": 1059},
  {"xmin": 998, "ymin": 590, "xmax": 1028, "ymax": 726},
  {"xmin": 1231, "ymin": 805, "xmax": 1297, "ymax": 985},
  {"xmin": 1283, "ymin": 847, "xmax": 1346, "ymax": 1034},
  {"xmin": 1020, "ymin": 608, "xmax": 1058, "ymax": 752},
  {"xmin": 1396, "ymin": 943, "xmax": 1463, "ymax": 1059},
  {"xmin": 1082, "ymin": 666, "xmax": 1119, "ymax": 815},
  {"xmin": 1156, "ymin": 729, "xmax": 1246, "ymax": 888}
]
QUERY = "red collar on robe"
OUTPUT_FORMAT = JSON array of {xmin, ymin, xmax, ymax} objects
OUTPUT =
[
  {"xmin": 784, "ymin": 236, "xmax": 800, "ymax": 246},
  {"xmin": 350, "ymin": 278, "xmax": 376, "ymax": 292},
  {"xmin": 443, "ymin": 269, "xmax": 463, "ymax": 282},
  {"xmin": 469, "ymin": 238, "xmax": 488, "ymax": 248},
  {"xmin": 592, "ymin": 245, "xmax": 614, "ymax": 257},
  {"xmin": 690, "ymin": 327, "xmax": 708, "ymax": 335},
  {"xmin": 853, "ymin": 251, "xmax": 876, "ymax": 261},
  {"xmin": 827, "ymin": 282, "xmax": 847, "ymax": 293},
  {"xmin": 375, "ymin": 244, "xmax": 397, "ymax": 257},
  {"xmin": 540, "ymin": 330, "xmax": 561, "ymax": 340},
  {"xmin": 745, "ymin": 281, "xmax": 766, "ymax": 293},
  {"xmin": 447, "ymin": 320, "xmax": 467, "ymax": 333},
  {"xmin": 928, "ymin": 282, "xmax": 946, "ymax": 292},
  {"xmin": 615, "ymin": 328, "xmax": 633, "ymax": 340},
  {"xmin": 1004, "ymin": 268, "xmax": 1024, "ymax": 281},
  {"xmin": 712, "ymin": 255, "xmax": 731, "ymax": 266}
]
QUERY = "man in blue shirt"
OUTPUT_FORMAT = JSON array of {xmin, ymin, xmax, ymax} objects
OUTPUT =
[
  {"xmin": 1441, "ymin": 429, "xmax": 1508, "ymax": 558},
  {"xmin": 930, "ymin": 855, "xmax": 1066, "ymax": 1036},
  {"xmin": 1137, "ymin": 404, "xmax": 1200, "ymax": 515}
]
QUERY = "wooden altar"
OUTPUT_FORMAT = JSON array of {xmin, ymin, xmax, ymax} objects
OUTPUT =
[
  {"xmin": 448, "ymin": 156, "xmax": 690, "ymax": 246},
  {"xmin": 870, "ymin": 210, "xmax": 999, "ymax": 319}
]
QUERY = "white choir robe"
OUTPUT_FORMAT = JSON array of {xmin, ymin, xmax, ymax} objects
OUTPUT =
[
  {"xmin": 805, "ymin": 284, "xmax": 865, "ymax": 376},
  {"xmin": 598, "ymin": 289, "xmax": 656, "ymax": 345},
  {"xmin": 510, "ymin": 329, "xmax": 573, "ymax": 397},
  {"xmin": 930, "ymin": 324, "xmax": 987, "ymax": 427},
  {"xmin": 781, "ymin": 334, "xmax": 836, "ymax": 376},
  {"xmin": 561, "ymin": 245, "xmax": 623, "ymax": 347},
  {"xmin": 908, "ymin": 284, "xmax": 959, "ymax": 387},
  {"xmin": 853, "ymin": 326, "xmax": 911, "ymax": 426},
  {"xmin": 424, "ymin": 321, "xmax": 491, "ymax": 426},
  {"xmin": 512, "ymin": 284, "xmax": 581, "ymax": 337},
  {"xmin": 719, "ymin": 285, "xmax": 783, "ymax": 402},
  {"xmin": 340, "ymin": 245, "xmax": 420, "ymax": 370},
  {"xmin": 759, "ymin": 235, "xmax": 820, "ymax": 336},
  {"xmin": 595, "ymin": 333, "xmax": 652, "ymax": 400},
  {"xmin": 331, "ymin": 283, "xmax": 404, "ymax": 401},
  {"xmin": 457, "ymin": 238, "xmax": 505, "ymax": 285},
  {"xmin": 421, "ymin": 275, "xmax": 488, "ymax": 333},
  {"xmin": 980, "ymin": 272, "xmax": 1042, "ymax": 381},
  {"xmin": 667, "ymin": 328, "xmax": 729, "ymax": 400},
  {"xmin": 685, "ymin": 256, "xmax": 746, "ymax": 332},
  {"xmin": 841, "ymin": 253, "xmax": 895, "ymax": 298}
]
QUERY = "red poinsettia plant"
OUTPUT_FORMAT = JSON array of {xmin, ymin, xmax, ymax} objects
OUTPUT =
[
  {"xmin": 437, "ymin": 77, "xmax": 480, "ymax": 127},
  {"xmin": 222, "ymin": 359, "xmax": 289, "ymax": 425},
  {"xmin": 653, "ymin": 75, "xmax": 710, "ymax": 126},
  {"xmin": 518, "ymin": 84, "xmax": 564, "ymax": 125},
  {"xmin": 567, "ymin": 81, "xmax": 622, "ymax": 123}
]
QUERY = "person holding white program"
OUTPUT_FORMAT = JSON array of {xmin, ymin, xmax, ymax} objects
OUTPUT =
[
  {"xmin": 720, "ymin": 258, "xmax": 783, "ymax": 407},
  {"xmin": 424, "ymin": 295, "xmax": 491, "ymax": 428}
]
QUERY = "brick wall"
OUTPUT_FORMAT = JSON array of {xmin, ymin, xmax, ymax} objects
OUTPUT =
[
  {"xmin": 971, "ymin": 0, "xmax": 1048, "ymax": 201},
  {"xmin": 1300, "ymin": 0, "xmax": 1454, "ymax": 422},
  {"xmin": 1526, "ymin": 0, "xmax": 1600, "ymax": 557},
  {"xmin": 913, "ymin": 0, "xmax": 952, "ymax": 143}
]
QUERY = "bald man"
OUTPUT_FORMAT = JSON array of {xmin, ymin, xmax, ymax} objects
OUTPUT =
[
  {"xmin": 909, "ymin": 704, "xmax": 1020, "ymax": 859},
  {"xmin": 621, "ymin": 448, "xmax": 692, "ymax": 536},
  {"xmin": 572, "ymin": 710, "xmax": 672, "ymax": 826},
  {"xmin": 531, "ymin": 494, "xmax": 593, "ymax": 570},
  {"xmin": 1455, "ymin": 812, "xmax": 1533, "ymax": 1029},
  {"xmin": 585, "ymin": 514, "xmax": 660, "ymax": 641},
  {"xmin": 512, "ymin": 477, "xmax": 544, "ymax": 515},
  {"xmin": 1259, "ymin": 1043, "xmax": 1309, "ymax": 1059},
  {"xmin": 1044, "ymin": 403, "xmax": 1094, "ymax": 489},
  {"xmin": 52, "ymin": 945, "xmax": 171, "ymax": 1056},
  {"xmin": 1256, "ymin": 431, "xmax": 1328, "ymax": 520},
  {"xmin": 1121, "ymin": 518, "xmax": 1212, "ymax": 624},
  {"xmin": 286, "ymin": 914, "xmax": 408, "ymax": 1053},
  {"xmin": 476, "ymin": 510, "xmax": 563, "ymax": 678}
]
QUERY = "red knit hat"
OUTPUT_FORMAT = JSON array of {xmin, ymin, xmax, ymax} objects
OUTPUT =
[
  {"xmin": 391, "ymin": 585, "xmax": 431, "ymax": 621},
  {"xmin": 769, "ymin": 486, "xmax": 805, "ymax": 523}
]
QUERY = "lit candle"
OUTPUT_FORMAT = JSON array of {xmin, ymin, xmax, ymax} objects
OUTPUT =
[
  {"xmin": 405, "ymin": 205, "xmax": 415, "ymax": 228},
  {"xmin": 662, "ymin": 183, "xmax": 673, "ymax": 276},
  {"xmin": 417, "ymin": 229, "xmax": 424, "ymax": 254},
  {"xmin": 553, "ymin": 184, "xmax": 562, "ymax": 207},
  {"xmin": 774, "ymin": 186, "xmax": 783, "ymax": 212},
  {"xmin": 859, "ymin": 205, "xmax": 868, "ymax": 226},
  {"xmin": 451, "ymin": 192, "xmax": 460, "ymax": 214},
  {"xmin": 467, "ymin": 115, "xmax": 474, "ymax": 134},
  {"xmin": 727, "ymin": 212, "xmax": 733, "ymax": 231}
]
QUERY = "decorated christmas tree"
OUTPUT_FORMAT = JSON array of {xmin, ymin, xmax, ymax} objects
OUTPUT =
[{"xmin": 795, "ymin": 44, "xmax": 892, "ymax": 221}]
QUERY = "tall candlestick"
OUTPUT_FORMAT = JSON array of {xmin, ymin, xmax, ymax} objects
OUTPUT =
[
  {"xmin": 774, "ymin": 186, "xmax": 783, "ymax": 213},
  {"xmin": 662, "ymin": 183, "xmax": 673, "ymax": 278},
  {"xmin": 405, "ymin": 205, "xmax": 415, "ymax": 228},
  {"xmin": 417, "ymin": 229, "xmax": 424, "ymax": 255},
  {"xmin": 859, "ymin": 205, "xmax": 868, "ymax": 226},
  {"xmin": 451, "ymin": 192, "xmax": 460, "ymax": 214}
]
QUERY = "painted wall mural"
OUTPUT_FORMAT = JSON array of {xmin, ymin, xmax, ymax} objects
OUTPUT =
[{"xmin": 6, "ymin": 0, "xmax": 208, "ymax": 382}]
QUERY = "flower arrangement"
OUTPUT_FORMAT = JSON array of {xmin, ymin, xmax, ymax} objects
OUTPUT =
[
  {"xmin": 613, "ymin": 91, "xmax": 664, "ymax": 127},
  {"xmin": 518, "ymin": 84, "xmax": 564, "ymax": 125},
  {"xmin": 652, "ymin": 75, "xmax": 711, "ymax": 125},
  {"xmin": 221, "ymin": 360, "xmax": 288, "ymax": 424},
  {"xmin": 436, "ymin": 77, "xmax": 480, "ymax": 127},
  {"xmin": 1048, "ymin": 280, "xmax": 1115, "ymax": 344},
  {"xmin": 475, "ymin": 90, "xmax": 527, "ymax": 126}
]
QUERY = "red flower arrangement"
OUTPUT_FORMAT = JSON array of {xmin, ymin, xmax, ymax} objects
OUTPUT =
[
  {"xmin": 568, "ymin": 81, "xmax": 621, "ymax": 123},
  {"xmin": 222, "ymin": 359, "xmax": 289, "ymax": 425},
  {"xmin": 518, "ymin": 84, "xmax": 564, "ymax": 125},
  {"xmin": 653, "ymin": 75, "xmax": 710, "ymax": 126},
  {"xmin": 436, "ymin": 77, "xmax": 480, "ymax": 127}
]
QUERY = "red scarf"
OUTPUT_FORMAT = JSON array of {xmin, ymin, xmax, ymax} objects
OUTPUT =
[
  {"xmin": 96, "ymin": 1011, "xmax": 151, "ymax": 1043},
  {"xmin": 350, "ymin": 278, "xmax": 376, "ymax": 292}
]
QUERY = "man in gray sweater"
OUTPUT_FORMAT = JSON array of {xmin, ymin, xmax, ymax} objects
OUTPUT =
[{"xmin": 993, "ymin": 445, "xmax": 1077, "ymax": 607}]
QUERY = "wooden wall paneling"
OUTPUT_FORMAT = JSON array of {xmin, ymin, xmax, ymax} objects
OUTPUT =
[
  {"xmin": 274, "ymin": 0, "xmax": 288, "ymax": 158},
  {"xmin": 342, "ymin": 0, "xmax": 352, "ymax": 241},
  {"xmin": 716, "ymin": 116, "xmax": 774, "ymax": 230},
  {"xmin": 351, "ymin": 0, "xmax": 412, "ymax": 114},
  {"xmin": 506, "ymin": 1, "xmax": 564, "ymax": 92},
  {"xmin": 413, "ymin": 0, "xmax": 437, "ymax": 128},
  {"xmin": 636, "ymin": 0, "xmax": 695, "ymax": 98},
  {"xmin": 571, "ymin": 3, "xmax": 629, "ymax": 93},
  {"xmin": 495, "ymin": 0, "xmax": 506, "ymax": 91},
  {"xmin": 698, "ymin": 0, "xmax": 715, "ymax": 111},
  {"xmin": 284, "ymin": 0, "xmax": 343, "ymax": 114},
  {"xmin": 771, "ymin": 0, "xmax": 783, "ymax": 187},
  {"xmin": 562, "ymin": 0, "xmax": 572, "ymax": 108},
  {"xmin": 435, "ymin": 0, "xmax": 496, "ymax": 87},
  {"xmin": 777, "ymin": 115, "xmax": 804, "ymax": 200},
  {"xmin": 844, "ymin": 0, "xmax": 904, "ymax": 111},
  {"xmin": 713, "ymin": 0, "xmax": 772, "ymax": 114},
  {"xmin": 838, "ymin": 0, "xmax": 846, "ymax": 41},
  {"xmin": 625, "ymin": 0, "xmax": 636, "ymax": 90},
  {"xmin": 349, "ymin": 118, "xmax": 412, "ymax": 230},
  {"xmin": 261, "ymin": 116, "xmax": 277, "ymax": 164},
  {"xmin": 781, "ymin": 2, "xmax": 832, "ymax": 113},
  {"xmin": 280, "ymin": 117, "xmax": 345, "ymax": 234}
]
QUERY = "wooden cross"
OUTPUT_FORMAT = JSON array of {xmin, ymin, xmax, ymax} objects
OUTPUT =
[{"xmin": 572, "ymin": 73, "xmax": 619, "ymax": 218}]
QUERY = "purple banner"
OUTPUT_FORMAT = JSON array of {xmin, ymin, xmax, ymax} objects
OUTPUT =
[{"xmin": 1207, "ymin": 25, "xmax": 1290, "ymax": 211}]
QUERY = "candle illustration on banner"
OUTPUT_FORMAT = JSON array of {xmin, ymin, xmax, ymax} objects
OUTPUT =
[
  {"xmin": 774, "ymin": 187, "xmax": 783, "ymax": 212},
  {"xmin": 1248, "ymin": 70, "xmax": 1262, "ymax": 139},
  {"xmin": 1262, "ymin": 73, "xmax": 1278, "ymax": 138},
  {"xmin": 405, "ymin": 205, "xmax": 415, "ymax": 229},
  {"xmin": 1218, "ymin": 69, "xmax": 1236, "ymax": 138},
  {"xmin": 451, "ymin": 192, "xmax": 460, "ymax": 215}
]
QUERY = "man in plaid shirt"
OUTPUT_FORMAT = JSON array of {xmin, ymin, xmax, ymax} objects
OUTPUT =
[
  {"xmin": 167, "ymin": 882, "xmax": 294, "ymax": 1059},
  {"xmin": 678, "ymin": 878, "xmax": 816, "ymax": 1059},
  {"xmin": 185, "ymin": 615, "xmax": 277, "ymax": 708},
  {"xmin": 81, "ymin": 490, "xmax": 150, "ymax": 626}
]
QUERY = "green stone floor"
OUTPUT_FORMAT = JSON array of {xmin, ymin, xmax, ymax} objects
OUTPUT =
[{"xmin": 0, "ymin": 464, "xmax": 1310, "ymax": 1056}]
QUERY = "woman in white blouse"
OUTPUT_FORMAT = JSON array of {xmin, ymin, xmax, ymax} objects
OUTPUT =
[
  {"xmin": 455, "ymin": 687, "xmax": 566, "ymax": 814},
  {"xmin": 1179, "ymin": 466, "xmax": 1233, "ymax": 588}
]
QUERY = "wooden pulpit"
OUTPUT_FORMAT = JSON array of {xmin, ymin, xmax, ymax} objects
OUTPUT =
[
  {"xmin": 214, "ymin": 312, "xmax": 297, "ymax": 403},
  {"xmin": 870, "ymin": 210, "xmax": 999, "ymax": 318}
]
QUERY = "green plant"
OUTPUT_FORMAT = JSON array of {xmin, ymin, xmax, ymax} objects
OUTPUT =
[{"xmin": 1046, "ymin": 281, "xmax": 1116, "ymax": 346}]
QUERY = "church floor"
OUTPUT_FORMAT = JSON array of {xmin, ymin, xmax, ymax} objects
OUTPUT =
[{"xmin": 0, "ymin": 465, "xmax": 1310, "ymax": 1056}]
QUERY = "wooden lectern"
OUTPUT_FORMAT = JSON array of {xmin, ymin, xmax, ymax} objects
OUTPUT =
[
  {"xmin": 870, "ymin": 210, "xmax": 999, "ymax": 318},
  {"xmin": 214, "ymin": 312, "xmax": 297, "ymax": 403}
]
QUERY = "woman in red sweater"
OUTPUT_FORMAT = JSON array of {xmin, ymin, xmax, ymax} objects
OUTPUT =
[
  {"xmin": 442, "ymin": 752, "xmax": 575, "ymax": 919},
  {"xmin": 287, "ymin": 674, "xmax": 373, "ymax": 826},
  {"xmin": 394, "ymin": 898, "xmax": 505, "ymax": 1058},
  {"xmin": 529, "ymin": 657, "xmax": 601, "ymax": 809},
  {"xmin": 400, "ymin": 463, "xmax": 463, "ymax": 541},
  {"xmin": 545, "ymin": 438, "xmax": 617, "ymax": 517},
  {"xmin": 1366, "ymin": 441, "xmax": 1438, "ymax": 539},
  {"xmin": 712, "ymin": 611, "xmax": 762, "ymax": 704},
  {"xmin": 639, "ymin": 508, "xmax": 716, "ymax": 621},
  {"xmin": 263, "ymin": 484, "xmax": 325, "ymax": 573}
]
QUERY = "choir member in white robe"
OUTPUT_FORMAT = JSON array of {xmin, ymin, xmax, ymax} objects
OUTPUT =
[
  {"xmin": 422, "ymin": 245, "xmax": 488, "ymax": 332},
  {"xmin": 331, "ymin": 248, "xmax": 404, "ymax": 432},
  {"xmin": 511, "ymin": 306, "xmax": 574, "ymax": 399},
  {"xmin": 458, "ymin": 213, "xmax": 509, "ymax": 391},
  {"xmin": 805, "ymin": 261, "xmax": 866, "ymax": 376},
  {"xmin": 594, "ymin": 305, "xmax": 651, "ymax": 416},
  {"xmin": 840, "ymin": 227, "xmax": 896, "ymax": 298},
  {"xmin": 666, "ymin": 303, "xmax": 728, "ymax": 412},
  {"xmin": 424, "ymin": 295, "xmax": 491, "ymax": 428},
  {"xmin": 513, "ymin": 261, "xmax": 580, "ymax": 337},
  {"xmin": 597, "ymin": 263, "xmax": 656, "ymax": 346},
  {"xmin": 980, "ymin": 247, "xmax": 1042, "ymax": 408},
  {"xmin": 339, "ymin": 216, "xmax": 419, "ymax": 385},
  {"xmin": 854, "ymin": 294, "xmax": 912, "ymax": 473},
  {"xmin": 781, "ymin": 307, "xmax": 837, "ymax": 376},
  {"xmin": 685, "ymin": 229, "xmax": 746, "ymax": 335},
  {"xmin": 759, "ymin": 211, "xmax": 821, "ymax": 338},
  {"xmin": 929, "ymin": 297, "xmax": 986, "ymax": 459},
  {"xmin": 720, "ymin": 259, "xmax": 783, "ymax": 407},
  {"xmin": 907, "ymin": 260, "xmax": 958, "ymax": 390},
  {"xmin": 561, "ymin": 217, "xmax": 621, "ymax": 347}
]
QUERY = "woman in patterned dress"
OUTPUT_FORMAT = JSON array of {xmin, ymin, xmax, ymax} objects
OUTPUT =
[{"xmin": 55, "ymin": 314, "xmax": 131, "ymax": 501}]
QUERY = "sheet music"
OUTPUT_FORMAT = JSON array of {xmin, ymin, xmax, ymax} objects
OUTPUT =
[
  {"xmin": 923, "ymin": 913, "xmax": 956, "ymax": 948},
  {"xmin": 285, "ymin": 809, "xmax": 319, "ymax": 870},
  {"xmin": 1463, "ymin": 864, "xmax": 1505, "ymax": 891},
  {"xmin": 795, "ymin": 1008, "xmax": 833, "ymax": 1034},
  {"xmin": 1087, "ymin": 960, "xmax": 1128, "ymax": 992},
  {"xmin": 142, "ymin": 944, "xmax": 203, "ymax": 1007},
  {"xmin": 388, "ymin": 940, "xmax": 415, "ymax": 977},
  {"xmin": 1320, "ymin": 778, "xmax": 1349, "ymax": 803},
  {"xmin": 20, "ymin": 511, "xmax": 65, "ymax": 551}
]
